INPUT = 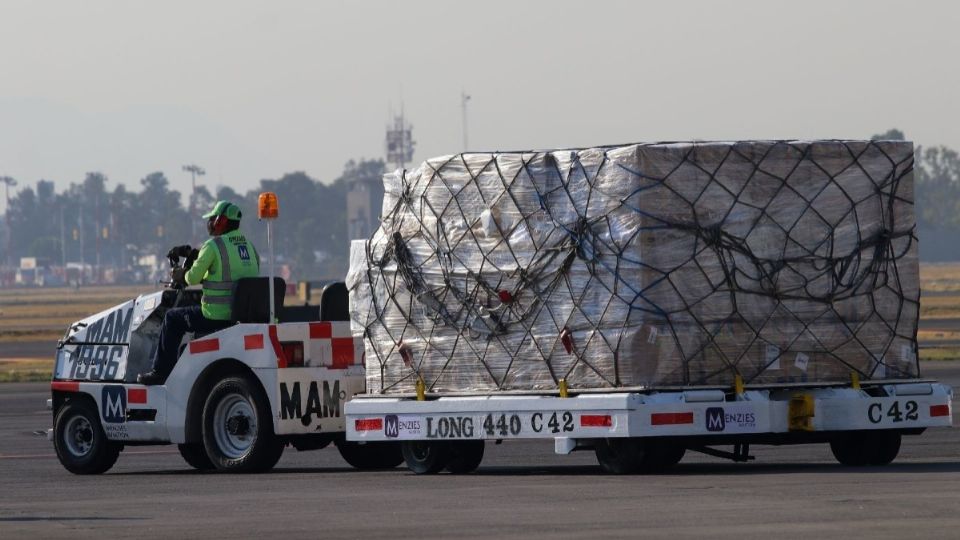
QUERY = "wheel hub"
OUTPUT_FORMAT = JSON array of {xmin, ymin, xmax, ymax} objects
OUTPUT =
[
  {"xmin": 212, "ymin": 393, "xmax": 258, "ymax": 460},
  {"xmin": 226, "ymin": 415, "xmax": 251, "ymax": 436},
  {"xmin": 411, "ymin": 442, "xmax": 427, "ymax": 459},
  {"xmin": 64, "ymin": 415, "xmax": 94, "ymax": 457}
]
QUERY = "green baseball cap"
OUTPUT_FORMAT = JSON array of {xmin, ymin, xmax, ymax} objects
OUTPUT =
[{"xmin": 202, "ymin": 200, "xmax": 242, "ymax": 220}]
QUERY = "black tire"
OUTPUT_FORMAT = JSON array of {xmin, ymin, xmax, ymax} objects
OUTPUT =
[
  {"xmin": 202, "ymin": 376, "xmax": 284, "ymax": 473},
  {"xmin": 178, "ymin": 443, "xmax": 215, "ymax": 470},
  {"xmin": 866, "ymin": 432, "xmax": 902, "ymax": 466},
  {"xmin": 595, "ymin": 438, "xmax": 646, "ymax": 474},
  {"xmin": 830, "ymin": 431, "xmax": 901, "ymax": 467},
  {"xmin": 445, "ymin": 440, "xmax": 485, "ymax": 474},
  {"xmin": 53, "ymin": 400, "xmax": 121, "ymax": 475},
  {"xmin": 401, "ymin": 441, "xmax": 451, "ymax": 474},
  {"xmin": 830, "ymin": 436, "xmax": 868, "ymax": 466},
  {"xmin": 645, "ymin": 441, "xmax": 686, "ymax": 470},
  {"xmin": 336, "ymin": 440, "xmax": 403, "ymax": 470}
]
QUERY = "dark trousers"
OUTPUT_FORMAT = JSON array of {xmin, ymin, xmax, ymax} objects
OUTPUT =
[{"xmin": 150, "ymin": 305, "xmax": 231, "ymax": 375}]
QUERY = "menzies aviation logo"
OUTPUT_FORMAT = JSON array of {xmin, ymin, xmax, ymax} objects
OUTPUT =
[
  {"xmin": 381, "ymin": 415, "xmax": 422, "ymax": 438},
  {"xmin": 706, "ymin": 407, "xmax": 725, "ymax": 432},
  {"xmin": 102, "ymin": 385, "xmax": 126, "ymax": 423},
  {"xmin": 384, "ymin": 415, "xmax": 399, "ymax": 438},
  {"xmin": 704, "ymin": 406, "xmax": 757, "ymax": 432}
]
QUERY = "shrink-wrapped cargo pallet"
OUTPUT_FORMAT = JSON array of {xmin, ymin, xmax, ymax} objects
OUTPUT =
[{"xmin": 347, "ymin": 140, "xmax": 919, "ymax": 394}]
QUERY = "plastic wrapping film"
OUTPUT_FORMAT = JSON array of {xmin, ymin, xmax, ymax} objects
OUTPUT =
[{"xmin": 347, "ymin": 140, "xmax": 919, "ymax": 394}]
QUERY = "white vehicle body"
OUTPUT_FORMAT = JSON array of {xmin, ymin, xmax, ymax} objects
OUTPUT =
[
  {"xmin": 52, "ymin": 302, "xmax": 364, "ymax": 445},
  {"xmin": 47, "ymin": 284, "xmax": 398, "ymax": 476}
]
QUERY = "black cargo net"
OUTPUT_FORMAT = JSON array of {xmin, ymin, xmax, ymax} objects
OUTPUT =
[{"xmin": 350, "ymin": 141, "xmax": 919, "ymax": 394}]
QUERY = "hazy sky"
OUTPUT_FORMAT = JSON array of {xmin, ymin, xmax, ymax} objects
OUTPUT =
[{"xmin": 1, "ymin": 0, "xmax": 959, "ymax": 214}]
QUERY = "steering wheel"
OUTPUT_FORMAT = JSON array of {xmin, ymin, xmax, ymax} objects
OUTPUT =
[
  {"xmin": 164, "ymin": 255, "xmax": 188, "ymax": 308},
  {"xmin": 164, "ymin": 246, "xmax": 197, "ymax": 307}
]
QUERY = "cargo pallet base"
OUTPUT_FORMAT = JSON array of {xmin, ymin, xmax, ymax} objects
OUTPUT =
[{"xmin": 347, "ymin": 381, "xmax": 953, "ymax": 474}]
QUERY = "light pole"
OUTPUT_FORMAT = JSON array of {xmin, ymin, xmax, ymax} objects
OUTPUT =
[
  {"xmin": 0, "ymin": 176, "xmax": 17, "ymax": 267},
  {"xmin": 461, "ymin": 90, "xmax": 471, "ymax": 151},
  {"xmin": 59, "ymin": 203, "xmax": 66, "ymax": 268},
  {"xmin": 183, "ymin": 164, "xmax": 206, "ymax": 244}
]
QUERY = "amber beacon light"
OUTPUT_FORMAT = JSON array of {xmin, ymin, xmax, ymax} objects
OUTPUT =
[{"xmin": 258, "ymin": 192, "xmax": 279, "ymax": 220}]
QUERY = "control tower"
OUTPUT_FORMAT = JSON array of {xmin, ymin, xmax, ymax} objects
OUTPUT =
[{"xmin": 346, "ymin": 109, "xmax": 414, "ymax": 240}]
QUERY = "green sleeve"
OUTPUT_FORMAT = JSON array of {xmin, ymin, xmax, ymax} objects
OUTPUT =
[{"xmin": 185, "ymin": 242, "xmax": 216, "ymax": 286}]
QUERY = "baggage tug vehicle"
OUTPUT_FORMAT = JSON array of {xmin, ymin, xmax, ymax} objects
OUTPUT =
[
  {"xmin": 49, "ymin": 193, "xmax": 953, "ymax": 474},
  {"xmin": 49, "ymin": 192, "xmax": 400, "ymax": 474},
  {"xmin": 50, "ymin": 274, "xmax": 403, "ymax": 474}
]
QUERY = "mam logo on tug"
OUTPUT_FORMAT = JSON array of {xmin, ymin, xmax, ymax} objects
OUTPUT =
[
  {"xmin": 280, "ymin": 381, "xmax": 344, "ymax": 427},
  {"xmin": 70, "ymin": 307, "xmax": 134, "ymax": 380}
]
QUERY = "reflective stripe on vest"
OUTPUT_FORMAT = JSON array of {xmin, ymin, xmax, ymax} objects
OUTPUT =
[
  {"xmin": 202, "ymin": 237, "xmax": 235, "ymax": 299},
  {"xmin": 203, "ymin": 282, "xmax": 233, "ymax": 291}
]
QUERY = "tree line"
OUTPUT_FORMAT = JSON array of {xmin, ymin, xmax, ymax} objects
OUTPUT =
[
  {"xmin": 1, "ymin": 158, "xmax": 386, "ymax": 280},
  {"xmin": 871, "ymin": 129, "xmax": 960, "ymax": 261}
]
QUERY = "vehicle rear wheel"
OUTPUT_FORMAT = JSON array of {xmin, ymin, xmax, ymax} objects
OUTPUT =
[
  {"xmin": 401, "ymin": 441, "xmax": 451, "ymax": 474},
  {"xmin": 445, "ymin": 440, "xmax": 485, "ymax": 474},
  {"xmin": 53, "ymin": 400, "xmax": 122, "ymax": 475},
  {"xmin": 202, "ymin": 376, "xmax": 284, "ymax": 473},
  {"xmin": 830, "ymin": 431, "xmax": 901, "ymax": 467},
  {"xmin": 336, "ymin": 440, "xmax": 403, "ymax": 469},
  {"xmin": 178, "ymin": 443, "xmax": 215, "ymax": 470}
]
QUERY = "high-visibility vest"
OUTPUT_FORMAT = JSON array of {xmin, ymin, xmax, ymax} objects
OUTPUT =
[{"xmin": 186, "ymin": 229, "xmax": 260, "ymax": 320}]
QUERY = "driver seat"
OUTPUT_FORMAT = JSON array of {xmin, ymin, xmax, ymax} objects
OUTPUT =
[{"xmin": 231, "ymin": 277, "xmax": 286, "ymax": 323}]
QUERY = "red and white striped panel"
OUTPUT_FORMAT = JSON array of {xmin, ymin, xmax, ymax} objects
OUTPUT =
[{"xmin": 307, "ymin": 321, "xmax": 363, "ymax": 369}]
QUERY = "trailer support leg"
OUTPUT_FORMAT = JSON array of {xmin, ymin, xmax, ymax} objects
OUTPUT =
[{"xmin": 691, "ymin": 444, "xmax": 755, "ymax": 463}]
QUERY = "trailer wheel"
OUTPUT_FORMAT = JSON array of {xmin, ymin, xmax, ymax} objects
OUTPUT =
[
  {"xmin": 53, "ymin": 400, "xmax": 122, "ymax": 475},
  {"xmin": 830, "ymin": 431, "xmax": 901, "ymax": 467},
  {"xmin": 866, "ymin": 432, "xmax": 902, "ymax": 465},
  {"xmin": 336, "ymin": 440, "xmax": 403, "ymax": 469},
  {"xmin": 202, "ymin": 376, "xmax": 284, "ymax": 473},
  {"xmin": 595, "ymin": 438, "xmax": 646, "ymax": 474},
  {"xmin": 445, "ymin": 440, "xmax": 485, "ymax": 474},
  {"xmin": 830, "ymin": 435, "xmax": 867, "ymax": 466},
  {"xmin": 646, "ymin": 442, "xmax": 686, "ymax": 469},
  {"xmin": 178, "ymin": 443, "xmax": 215, "ymax": 470},
  {"xmin": 401, "ymin": 441, "xmax": 451, "ymax": 474}
]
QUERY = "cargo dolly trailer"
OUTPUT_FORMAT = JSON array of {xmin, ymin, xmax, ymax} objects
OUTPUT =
[{"xmin": 346, "ymin": 380, "xmax": 953, "ymax": 474}]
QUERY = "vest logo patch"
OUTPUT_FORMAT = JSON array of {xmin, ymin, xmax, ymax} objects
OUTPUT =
[{"xmin": 238, "ymin": 245, "xmax": 250, "ymax": 261}]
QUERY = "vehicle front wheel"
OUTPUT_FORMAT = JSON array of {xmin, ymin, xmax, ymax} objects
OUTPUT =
[
  {"xmin": 202, "ymin": 376, "xmax": 284, "ymax": 473},
  {"xmin": 336, "ymin": 440, "xmax": 403, "ymax": 470},
  {"xmin": 53, "ymin": 400, "xmax": 121, "ymax": 475},
  {"xmin": 178, "ymin": 443, "xmax": 215, "ymax": 470},
  {"xmin": 401, "ymin": 441, "xmax": 451, "ymax": 474}
]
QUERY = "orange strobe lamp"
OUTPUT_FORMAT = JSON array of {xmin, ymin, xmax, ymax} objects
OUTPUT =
[{"xmin": 258, "ymin": 192, "xmax": 279, "ymax": 220}]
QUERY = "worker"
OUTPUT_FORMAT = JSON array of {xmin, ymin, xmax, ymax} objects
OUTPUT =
[{"xmin": 138, "ymin": 201, "xmax": 260, "ymax": 385}]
